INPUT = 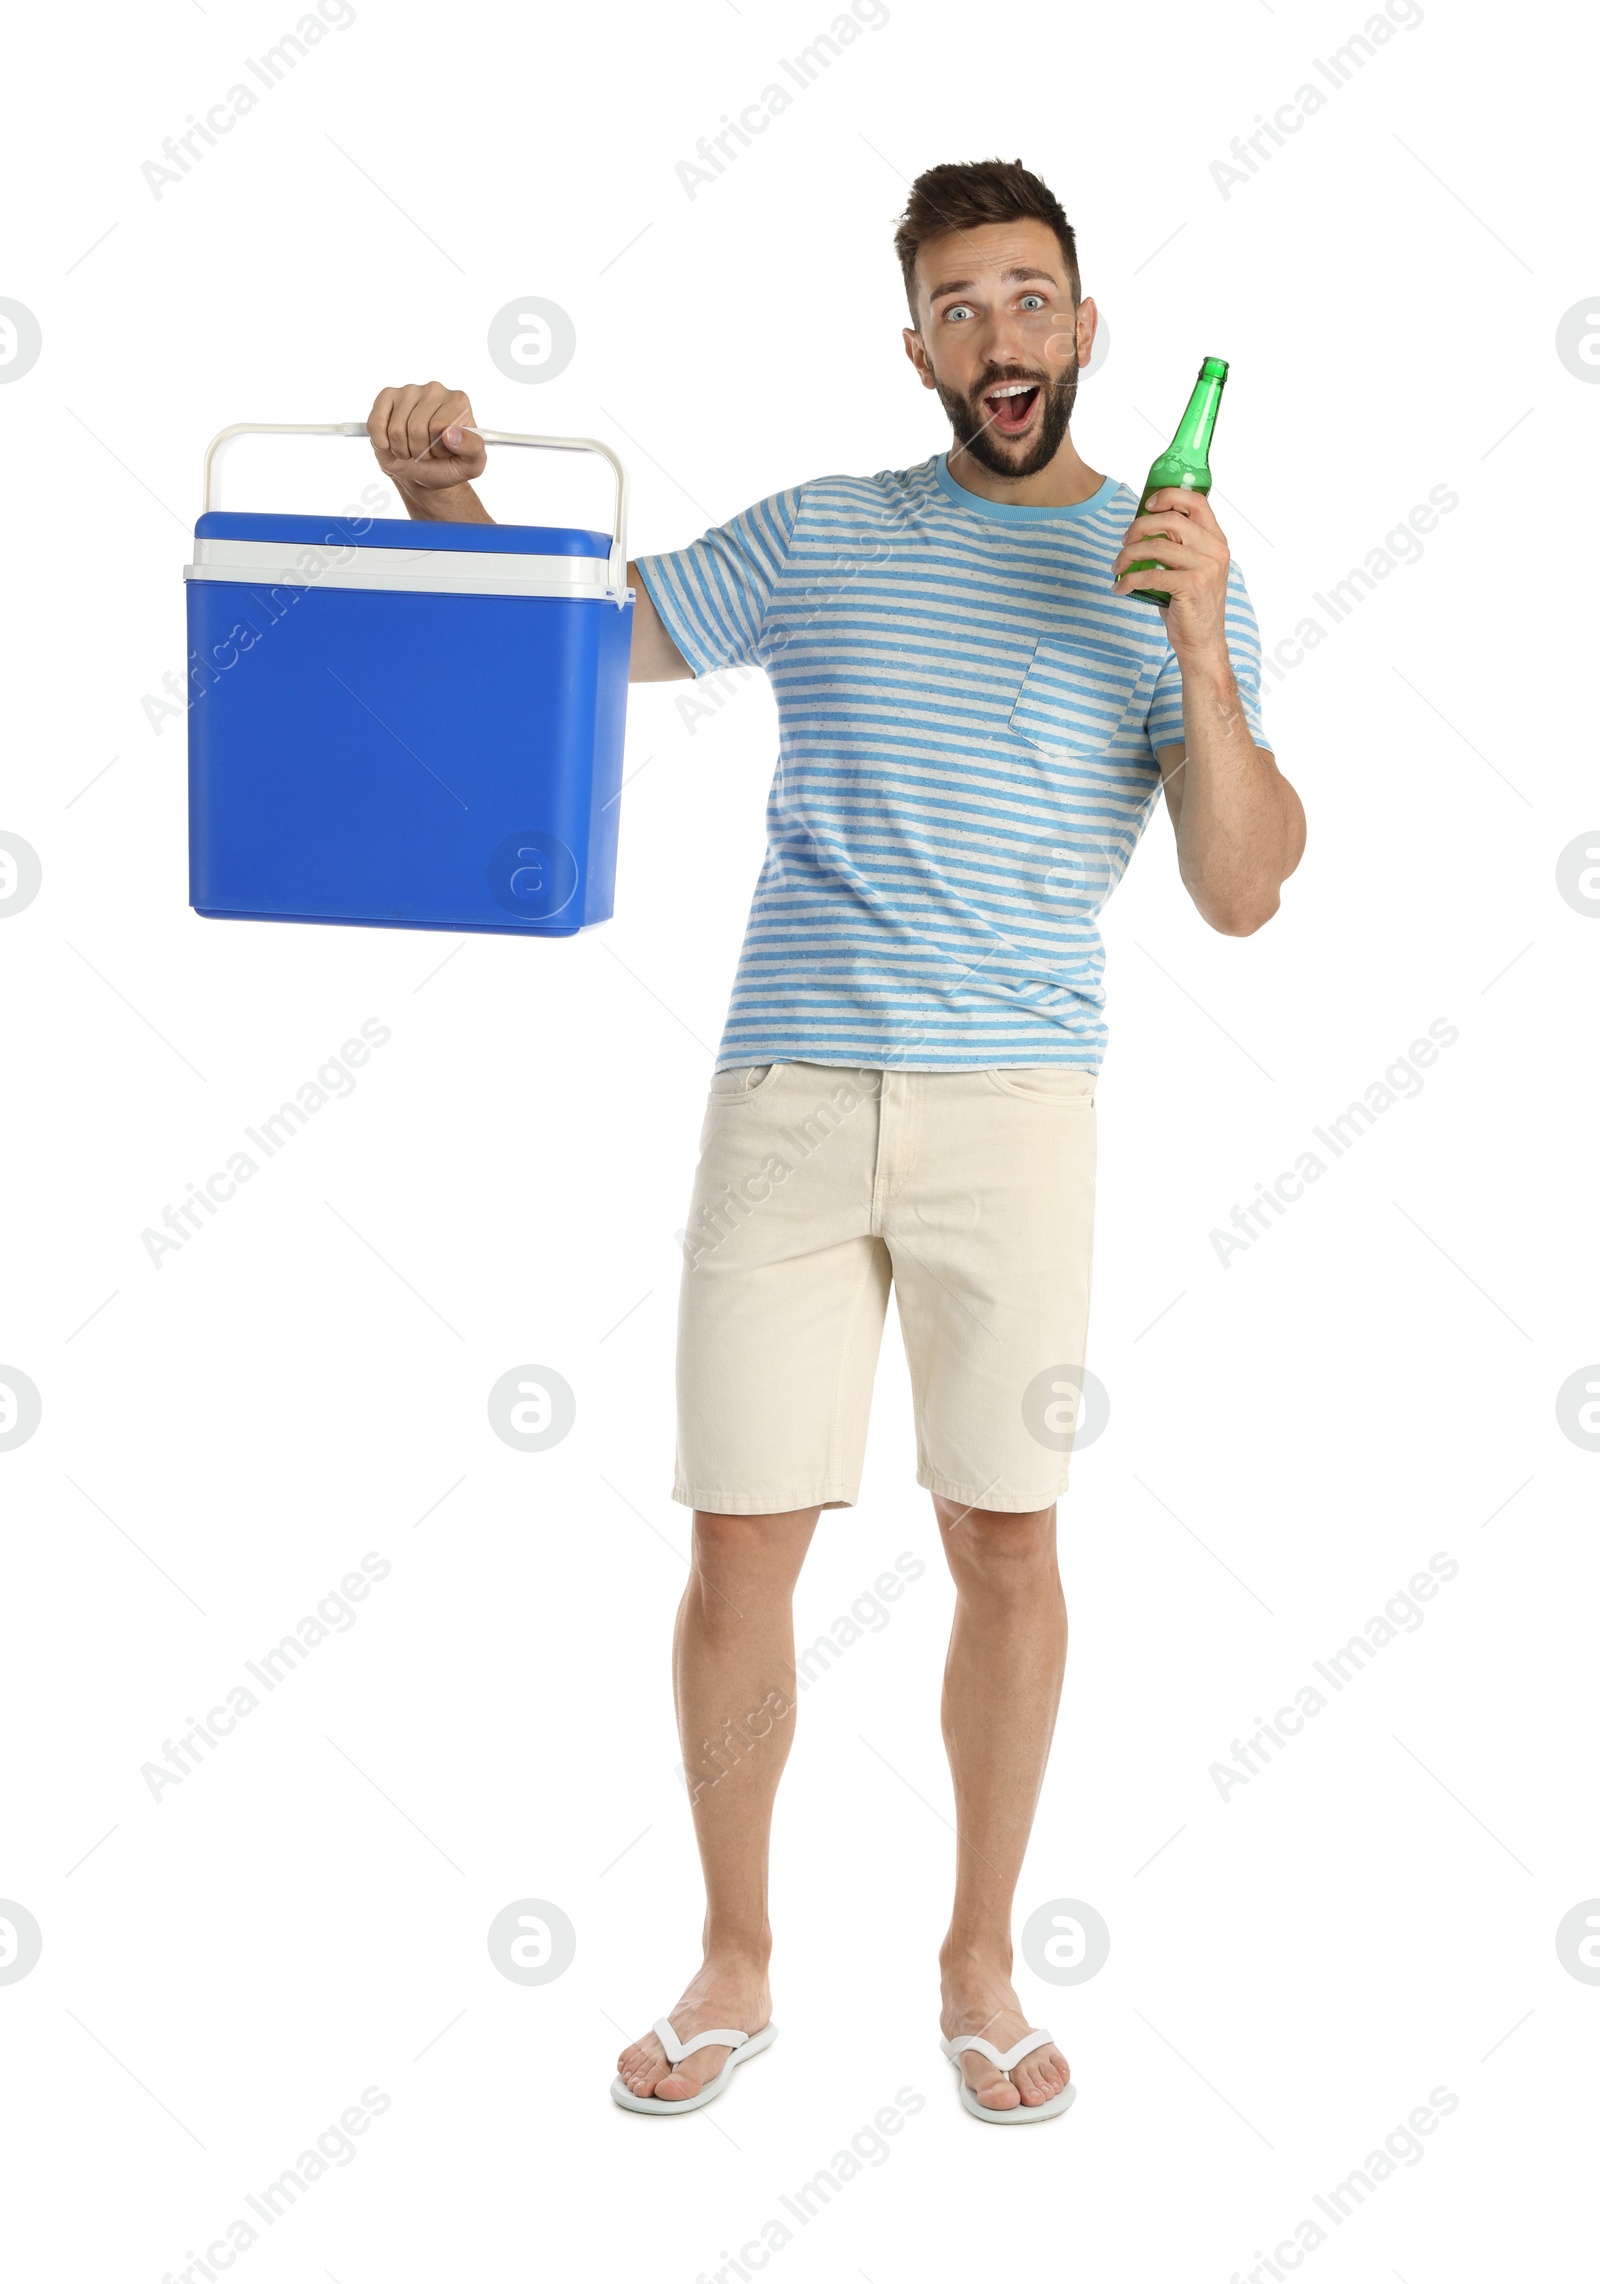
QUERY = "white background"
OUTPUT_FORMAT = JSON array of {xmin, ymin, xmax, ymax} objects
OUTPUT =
[{"xmin": 2, "ymin": 0, "xmax": 1595, "ymax": 2276}]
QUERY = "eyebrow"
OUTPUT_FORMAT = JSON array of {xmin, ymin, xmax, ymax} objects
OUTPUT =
[{"xmin": 927, "ymin": 265, "xmax": 1060, "ymax": 303}]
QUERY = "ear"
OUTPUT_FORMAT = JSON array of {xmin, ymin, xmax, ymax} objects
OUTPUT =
[
  {"xmin": 1075, "ymin": 295, "xmax": 1099, "ymax": 367},
  {"xmin": 902, "ymin": 326, "xmax": 937, "ymax": 390}
]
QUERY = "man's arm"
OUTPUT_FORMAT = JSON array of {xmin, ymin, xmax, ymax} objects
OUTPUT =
[
  {"xmin": 1111, "ymin": 488, "xmax": 1305, "ymax": 936},
  {"xmin": 366, "ymin": 382, "xmax": 693, "ymax": 684}
]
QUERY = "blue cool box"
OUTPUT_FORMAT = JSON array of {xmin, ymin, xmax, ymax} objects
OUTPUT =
[{"xmin": 184, "ymin": 425, "xmax": 634, "ymax": 936}]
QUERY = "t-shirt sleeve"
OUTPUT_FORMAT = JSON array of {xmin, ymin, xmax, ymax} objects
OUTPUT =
[
  {"xmin": 1143, "ymin": 558, "xmax": 1272, "ymax": 754},
  {"xmin": 633, "ymin": 487, "xmax": 805, "ymax": 676}
]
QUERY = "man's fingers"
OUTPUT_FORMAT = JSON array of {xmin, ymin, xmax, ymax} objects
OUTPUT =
[
  {"xmin": 430, "ymin": 390, "xmax": 481, "ymax": 465},
  {"xmin": 404, "ymin": 384, "xmax": 444, "ymax": 463},
  {"xmin": 1138, "ymin": 487, "xmax": 1218, "ymax": 526},
  {"xmin": 1121, "ymin": 512, "xmax": 1222, "ymax": 548},
  {"xmin": 366, "ymin": 383, "xmax": 484, "ymax": 483},
  {"xmin": 1142, "ymin": 495, "xmax": 1222, "ymax": 541},
  {"xmin": 1113, "ymin": 520, "xmax": 1228, "ymax": 576},
  {"xmin": 366, "ymin": 388, "xmax": 401, "ymax": 463},
  {"xmin": 1117, "ymin": 515, "xmax": 1196, "ymax": 554},
  {"xmin": 1113, "ymin": 560, "xmax": 1202, "ymax": 590},
  {"xmin": 1112, "ymin": 530, "xmax": 1203, "ymax": 571},
  {"xmin": 388, "ymin": 384, "xmax": 428, "ymax": 467}
]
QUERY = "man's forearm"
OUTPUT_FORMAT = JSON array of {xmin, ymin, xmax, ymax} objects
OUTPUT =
[{"xmin": 1162, "ymin": 649, "xmax": 1304, "ymax": 936}]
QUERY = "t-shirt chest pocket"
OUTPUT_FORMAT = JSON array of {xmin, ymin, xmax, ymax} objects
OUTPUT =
[{"xmin": 1007, "ymin": 628, "xmax": 1152, "ymax": 760}]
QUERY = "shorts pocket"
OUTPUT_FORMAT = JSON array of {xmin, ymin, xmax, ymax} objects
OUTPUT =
[
  {"xmin": 985, "ymin": 1067, "xmax": 1097, "ymax": 1105},
  {"xmin": 1008, "ymin": 628, "xmax": 1149, "ymax": 759},
  {"xmin": 709, "ymin": 1062, "xmax": 780, "ymax": 1102}
]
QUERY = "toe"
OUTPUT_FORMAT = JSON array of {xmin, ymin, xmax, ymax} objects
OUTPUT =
[
  {"xmin": 1014, "ymin": 2046, "xmax": 1069, "ymax": 2104},
  {"xmin": 963, "ymin": 2060, "xmax": 1021, "ymax": 2110},
  {"xmin": 653, "ymin": 2066, "xmax": 703, "ymax": 2103},
  {"xmin": 611, "ymin": 2046, "xmax": 661, "ymax": 2092},
  {"xmin": 618, "ymin": 2036, "xmax": 667, "ymax": 2095}
]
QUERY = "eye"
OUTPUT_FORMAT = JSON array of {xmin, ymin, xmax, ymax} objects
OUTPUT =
[
  {"xmin": 1019, "ymin": 294, "xmax": 1047, "ymax": 312},
  {"xmin": 943, "ymin": 303, "xmax": 974, "ymax": 323}
]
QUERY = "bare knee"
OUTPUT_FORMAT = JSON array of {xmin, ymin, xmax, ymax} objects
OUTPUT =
[
  {"xmin": 935, "ymin": 1502, "xmax": 1058, "ymax": 1598},
  {"xmin": 688, "ymin": 1508, "xmax": 818, "ymax": 1619}
]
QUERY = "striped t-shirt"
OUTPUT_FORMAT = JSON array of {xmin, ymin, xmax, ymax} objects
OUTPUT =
[{"xmin": 636, "ymin": 452, "xmax": 1269, "ymax": 1072}]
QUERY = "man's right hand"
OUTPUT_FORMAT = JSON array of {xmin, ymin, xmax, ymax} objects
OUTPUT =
[
  {"xmin": 362, "ymin": 379, "xmax": 693, "ymax": 681},
  {"xmin": 367, "ymin": 383, "xmax": 490, "ymax": 521}
]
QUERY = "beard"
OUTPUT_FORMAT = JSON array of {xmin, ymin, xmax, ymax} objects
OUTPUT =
[{"xmin": 936, "ymin": 352, "xmax": 1080, "ymax": 479}]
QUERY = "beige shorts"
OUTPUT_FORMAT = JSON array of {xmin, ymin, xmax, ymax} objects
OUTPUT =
[{"xmin": 674, "ymin": 1060, "xmax": 1098, "ymax": 1515}]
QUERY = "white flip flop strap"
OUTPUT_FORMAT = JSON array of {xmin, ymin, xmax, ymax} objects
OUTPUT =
[
  {"xmin": 945, "ymin": 2028, "xmax": 1055, "ymax": 2074},
  {"xmin": 654, "ymin": 2016, "xmax": 748, "ymax": 2064}
]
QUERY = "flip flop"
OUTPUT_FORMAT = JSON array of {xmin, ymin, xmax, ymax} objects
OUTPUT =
[
  {"xmin": 610, "ymin": 2016, "xmax": 779, "ymax": 2115},
  {"xmin": 941, "ymin": 2028, "xmax": 1076, "ymax": 2123}
]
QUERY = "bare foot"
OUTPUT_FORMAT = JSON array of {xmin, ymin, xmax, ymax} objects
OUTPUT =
[
  {"xmin": 615, "ymin": 1953, "xmax": 772, "ymax": 2104},
  {"xmin": 940, "ymin": 1954, "xmax": 1070, "ymax": 2112}
]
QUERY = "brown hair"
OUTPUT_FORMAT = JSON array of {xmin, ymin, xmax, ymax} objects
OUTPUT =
[{"xmin": 892, "ymin": 159, "xmax": 1079, "ymax": 324}]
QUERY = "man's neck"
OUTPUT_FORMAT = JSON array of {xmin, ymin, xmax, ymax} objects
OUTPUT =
[{"xmin": 942, "ymin": 430, "xmax": 1105, "ymax": 509}]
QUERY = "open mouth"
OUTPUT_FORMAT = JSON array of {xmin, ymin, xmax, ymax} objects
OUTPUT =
[{"xmin": 983, "ymin": 381, "xmax": 1042, "ymax": 436}]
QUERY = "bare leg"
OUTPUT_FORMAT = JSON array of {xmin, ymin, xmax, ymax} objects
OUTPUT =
[
  {"xmin": 615, "ymin": 1506, "xmax": 819, "ymax": 2102},
  {"xmin": 934, "ymin": 1497, "xmax": 1072, "ymax": 2111}
]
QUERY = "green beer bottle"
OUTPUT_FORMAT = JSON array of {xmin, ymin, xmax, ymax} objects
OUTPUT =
[{"xmin": 1122, "ymin": 355, "xmax": 1229, "ymax": 607}]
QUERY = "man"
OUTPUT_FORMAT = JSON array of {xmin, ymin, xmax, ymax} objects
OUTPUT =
[{"xmin": 367, "ymin": 158, "xmax": 1304, "ymax": 2122}]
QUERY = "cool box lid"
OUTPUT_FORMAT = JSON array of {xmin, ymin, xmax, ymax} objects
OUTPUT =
[
  {"xmin": 194, "ymin": 511, "xmax": 611, "ymax": 555},
  {"xmin": 186, "ymin": 512, "xmax": 619, "ymax": 600}
]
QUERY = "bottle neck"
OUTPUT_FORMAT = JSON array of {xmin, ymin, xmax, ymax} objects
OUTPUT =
[{"xmin": 1171, "ymin": 370, "xmax": 1225, "ymax": 460}]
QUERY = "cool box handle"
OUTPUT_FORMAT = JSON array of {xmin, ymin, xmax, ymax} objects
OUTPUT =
[{"xmin": 199, "ymin": 421, "xmax": 631, "ymax": 605}]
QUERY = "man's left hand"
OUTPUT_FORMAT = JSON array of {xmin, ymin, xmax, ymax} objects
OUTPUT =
[{"xmin": 1111, "ymin": 488, "xmax": 1230, "ymax": 659}]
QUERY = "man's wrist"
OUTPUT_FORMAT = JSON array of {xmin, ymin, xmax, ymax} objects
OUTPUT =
[
  {"xmin": 1170, "ymin": 637, "xmax": 1233, "ymax": 692},
  {"xmin": 394, "ymin": 479, "xmax": 489, "ymax": 524}
]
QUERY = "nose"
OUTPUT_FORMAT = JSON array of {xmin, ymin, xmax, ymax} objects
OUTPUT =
[{"xmin": 981, "ymin": 311, "xmax": 1034, "ymax": 371}]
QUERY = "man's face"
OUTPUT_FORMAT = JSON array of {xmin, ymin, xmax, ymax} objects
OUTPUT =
[{"xmin": 903, "ymin": 218, "xmax": 1096, "ymax": 479}]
